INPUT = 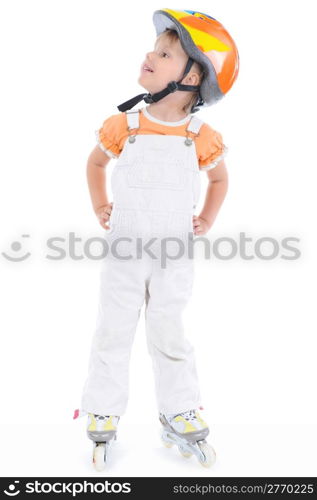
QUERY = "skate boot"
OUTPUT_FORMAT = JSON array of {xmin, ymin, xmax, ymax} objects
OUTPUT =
[
  {"xmin": 159, "ymin": 409, "xmax": 216, "ymax": 467},
  {"xmin": 87, "ymin": 413, "xmax": 120, "ymax": 471}
]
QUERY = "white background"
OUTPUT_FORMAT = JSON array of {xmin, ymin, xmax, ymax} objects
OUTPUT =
[{"xmin": 0, "ymin": 0, "xmax": 316, "ymax": 477}]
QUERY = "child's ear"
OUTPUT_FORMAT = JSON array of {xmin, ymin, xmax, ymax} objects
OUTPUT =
[{"xmin": 184, "ymin": 72, "xmax": 200, "ymax": 86}]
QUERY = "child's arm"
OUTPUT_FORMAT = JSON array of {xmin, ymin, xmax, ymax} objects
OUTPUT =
[
  {"xmin": 86, "ymin": 145, "xmax": 113, "ymax": 229},
  {"xmin": 193, "ymin": 159, "xmax": 228, "ymax": 235}
]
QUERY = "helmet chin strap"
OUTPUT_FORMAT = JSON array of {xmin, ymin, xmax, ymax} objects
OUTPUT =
[{"xmin": 117, "ymin": 57, "xmax": 202, "ymax": 112}]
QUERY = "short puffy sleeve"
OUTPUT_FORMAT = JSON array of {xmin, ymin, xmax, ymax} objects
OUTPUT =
[
  {"xmin": 95, "ymin": 114, "xmax": 123, "ymax": 159},
  {"xmin": 197, "ymin": 124, "xmax": 228, "ymax": 171}
]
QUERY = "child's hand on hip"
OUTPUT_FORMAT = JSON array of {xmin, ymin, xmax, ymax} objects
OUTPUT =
[
  {"xmin": 96, "ymin": 202, "xmax": 113, "ymax": 230},
  {"xmin": 193, "ymin": 215, "xmax": 210, "ymax": 236}
]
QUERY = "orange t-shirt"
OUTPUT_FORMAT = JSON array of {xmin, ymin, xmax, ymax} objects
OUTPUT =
[{"xmin": 95, "ymin": 106, "xmax": 228, "ymax": 171}]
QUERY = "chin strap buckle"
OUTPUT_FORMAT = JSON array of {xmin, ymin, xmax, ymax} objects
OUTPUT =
[
  {"xmin": 144, "ymin": 94, "xmax": 154, "ymax": 104},
  {"xmin": 167, "ymin": 81, "xmax": 179, "ymax": 93}
]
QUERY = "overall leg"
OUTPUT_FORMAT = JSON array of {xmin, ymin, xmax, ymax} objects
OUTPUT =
[
  {"xmin": 145, "ymin": 259, "xmax": 202, "ymax": 414},
  {"xmin": 81, "ymin": 257, "xmax": 149, "ymax": 416}
]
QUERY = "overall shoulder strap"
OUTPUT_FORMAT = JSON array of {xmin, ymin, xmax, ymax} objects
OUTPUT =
[
  {"xmin": 125, "ymin": 109, "xmax": 140, "ymax": 130},
  {"xmin": 186, "ymin": 115, "xmax": 204, "ymax": 135}
]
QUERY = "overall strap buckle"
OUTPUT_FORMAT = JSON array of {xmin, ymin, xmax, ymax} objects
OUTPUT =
[
  {"xmin": 125, "ymin": 109, "xmax": 140, "ymax": 143},
  {"xmin": 184, "ymin": 116, "xmax": 204, "ymax": 146}
]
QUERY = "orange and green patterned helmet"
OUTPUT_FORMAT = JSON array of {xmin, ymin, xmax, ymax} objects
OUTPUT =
[{"xmin": 153, "ymin": 8, "xmax": 240, "ymax": 107}]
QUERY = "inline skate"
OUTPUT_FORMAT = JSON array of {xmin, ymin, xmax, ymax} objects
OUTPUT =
[
  {"xmin": 86, "ymin": 413, "xmax": 120, "ymax": 471},
  {"xmin": 159, "ymin": 409, "xmax": 216, "ymax": 467}
]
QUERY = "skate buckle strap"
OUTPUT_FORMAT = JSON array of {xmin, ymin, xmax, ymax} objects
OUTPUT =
[{"xmin": 73, "ymin": 408, "xmax": 88, "ymax": 419}]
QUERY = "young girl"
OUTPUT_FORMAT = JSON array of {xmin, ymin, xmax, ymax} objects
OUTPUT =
[{"xmin": 73, "ymin": 8, "xmax": 239, "ymax": 470}]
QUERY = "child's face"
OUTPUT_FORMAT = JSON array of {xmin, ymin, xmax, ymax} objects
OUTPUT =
[{"xmin": 138, "ymin": 34, "xmax": 189, "ymax": 95}]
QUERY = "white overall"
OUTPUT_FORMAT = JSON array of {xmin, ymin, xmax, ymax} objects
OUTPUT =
[{"xmin": 80, "ymin": 109, "xmax": 205, "ymax": 416}]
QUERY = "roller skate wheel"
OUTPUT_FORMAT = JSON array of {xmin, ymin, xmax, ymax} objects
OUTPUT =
[
  {"xmin": 161, "ymin": 435, "xmax": 173, "ymax": 448},
  {"xmin": 197, "ymin": 442, "xmax": 216, "ymax": 468},
  {"xmin": 93, "ymin": 443, "xmax": 107, "ymax": 471},
  {"xmin": 178, "ymin": 445, "xmax": 192, "ymax": 458}
]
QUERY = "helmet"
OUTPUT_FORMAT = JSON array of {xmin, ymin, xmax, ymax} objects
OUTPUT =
[{"xmin": 117, "ymin": 8, "xmax": 239, "ymax": 113}]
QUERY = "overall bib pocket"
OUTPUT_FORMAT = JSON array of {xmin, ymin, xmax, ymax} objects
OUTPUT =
[{"xmin": 126, "ymin": 142, "xmax": 188, "ymax": 190}]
